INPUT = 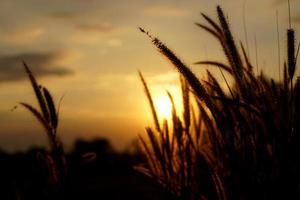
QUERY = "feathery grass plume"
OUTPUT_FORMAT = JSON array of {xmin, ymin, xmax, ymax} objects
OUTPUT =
[
  {"xmin": 200, "ymin": 13, "xmax": 223, "ymax": 35},
  {"xmin": 216, "ymin": 6, "xmax": 245, "ymax": 93},
  {"xmin": 138, "ymin": 27, "xmax": 209, "ymax": 103},
  {"xmin": 287, "ymin": 29, "xmax": 295, "ymax": 82},
  {"xmin": 139, "ymin": 4, "xmax": 300, "ymax": 200},
  {"xmin": 206, "ymin": 70, "xmax": 226, "ymax": 98},
  {"xmin": 254, "ymin": 35, "xmax": 259, "ymax": 75},
  {"xmin": 194, "ymin": 61, "xmax": 233, "ymax": 74},
  {"xmin": 288, "ymin": 0, "xmax": 292, "ymax": 29},
  {"xmin": 21, "ymin": 63, "xmax": 60, "ymax": 149},
  {"xmin": 138, "ymin": 134, "xmax": 159, "ymax": 175},
  {"xmin": 195, "ymin": 22, "xmax": 221, "ymax": 39},
  {"xmin": 295, "ymin": 42, "xmax": 300, "ymax": 67},
  {"xmin": 20, "ymin": 62, "xmax": 66, "ymax": 196},
  {"xmin": 197, "ymin": 7, "xmax": 252, "ymax": 99},
  {"xmin": 139, "ymin": 71, "xmax": 161, "ymax": 132},
  {"xmin": 181, "ymin": 76, "xmax": 190, "ymax": 130},
  {"xmin": 23, "ymin": 61, "xmax": 50, "ymax": 122},
  {"xmin": 216, "ymin": 6, "xmax": 243, "ymax": 73},
  {"xmin": 242, "ymin": 0, "xmax": 250, "ymax": 57},
  {"xmin": 240, "ymin": 42, "xmax": 253, "ymax": 72},
  {"xmin": 276, "ymin": 11, "xmax": 281, "ymax": 82},
  {"xmin": 284, "ymin": 62, "xmax": 289, "ymax": 92},
  {"xmin": 43, "ymin": 87, "xmax": 58, "ymax": 130},
  {"xmin": 195, "ymin": 60, "xmax": 236, "ymax": 99}
]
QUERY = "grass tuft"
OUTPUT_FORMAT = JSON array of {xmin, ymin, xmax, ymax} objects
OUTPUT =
[{"xmin": 138, "ymin": 5, "xmax": 300, "ymax": 200}]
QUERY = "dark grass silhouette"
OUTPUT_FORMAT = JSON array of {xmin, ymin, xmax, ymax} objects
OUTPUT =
[
  {"xmin": 139, "ymin": 5, "xmax": 300, "ymax": 200},
  {"xmin": 20, "ymin": 63, "xmax": 67, "ymax": 199}
]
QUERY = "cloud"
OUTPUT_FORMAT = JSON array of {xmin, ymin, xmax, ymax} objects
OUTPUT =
[
  {"xmin": 76, "ymin": 23, "xmax": 116, "ymax": 33},
  {"xmin": 143, "ymin": 71, "xmax": 179, "ymax": 86},
  {"xmin": 0, "ymin": 52, "xmax": 74, "ymax": 82},
  {"xmin": 293, "ymin": 16, "xmax": 300, "ymax": 23},
  {"xmin": 107, "ymin": 39, "xmax": 122, "ymax": 47},
  {"xmin": 47, "ymin": 11, "xmax": 78, "ymax": 20},
  {"xmin": 0, "ymin": 27, "xmax": 44, "ymax": 45},
  {"xmin": 271, "ymin": 0, "xmax": 297, "ymax": 6},
  {"xmin": 144, "ymin": 5, "xmax": 188, "ymax": 17},
  {"xmin": 68, "ymin": 23, "xmax": 123, "ymax": 44},
  {"xmin": 272, "ymin": 0, "xmax": 284, "ymax": 5}
]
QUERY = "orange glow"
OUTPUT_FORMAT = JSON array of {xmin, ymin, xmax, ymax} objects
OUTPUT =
[
  {"xmin": 154, "ymin": 95, "xmax": 173, "ymax": 121},
  {"xmin": 149, "ymin": 83, "xmax": 183, "ymax": 123}
]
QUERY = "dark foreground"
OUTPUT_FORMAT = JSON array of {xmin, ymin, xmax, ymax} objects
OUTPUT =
[{"xmin": 0, "ymin": 138, "xmax": 173, "ymax": 200}]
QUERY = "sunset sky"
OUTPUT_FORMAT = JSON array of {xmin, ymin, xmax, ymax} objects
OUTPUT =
[{"xmin": 0, "ymin": 0, "xmax": 299, "ymax": 152}]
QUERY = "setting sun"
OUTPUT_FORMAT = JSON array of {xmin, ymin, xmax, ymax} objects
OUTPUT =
[{"xmin": 154, "ymin": 95, "xmax": 173, "ymax": 121}]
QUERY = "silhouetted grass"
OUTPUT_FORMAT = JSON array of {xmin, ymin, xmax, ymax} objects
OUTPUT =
[
  {"xmin": 20, "ymin": 62, "xmax": 66, "ymax": 197},
  {"xmin": 139, "ymin": 5, "xmax": 300, "ymax": 200}
]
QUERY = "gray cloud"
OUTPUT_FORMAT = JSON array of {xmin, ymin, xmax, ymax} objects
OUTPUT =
[{"xmin": 0, "ymin": 52, "xmax": 74, "ymax": 82}]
